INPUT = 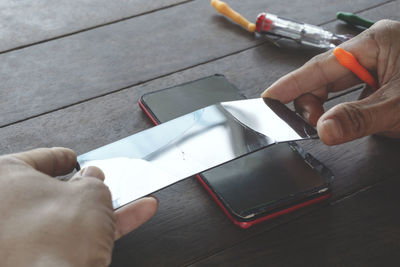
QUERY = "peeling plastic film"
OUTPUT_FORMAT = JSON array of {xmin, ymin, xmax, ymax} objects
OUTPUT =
[{"xmin": 78, "ymin": 98, "xmax": 317, "ymax": 209}]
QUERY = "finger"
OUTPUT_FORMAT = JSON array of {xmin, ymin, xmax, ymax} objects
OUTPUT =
[
  {"xmin": 294, "ymin": 94, "xmax": 325, "ymax": 126},
  {"xmin": 314, "ymin": 73, "xmax": 362, "ymax": 94},
  {"xmin": 11, "ymin": 147, "xmax": 77, "ymax": 177},
  {"xmin": 316, "ymin": 88, "xmax": 398, "ymax": 145},
  {"xmin": 114, "ymin": 197, "xmax": 158, "ymax": 240},
  {"xmin": 261, "ymin": 51, "xmax": 353, "ymax": 103},
  {"xmin": 70, "ymin": 166, "xmax": 105, "ymax": 181}
]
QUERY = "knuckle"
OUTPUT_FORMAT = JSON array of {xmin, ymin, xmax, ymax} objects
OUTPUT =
[
  {"xmin": 371, "ymin": 19, "xmax": 398, "ymax": 35},
  {"xmin": 373, "ymin": 19, "xmax": 390, "ymax": 28},
  {"xmin": 74, "ymin": 177, "xmax": 112, "ymax": 202},
  {"xmin": 0, "ymin": 156, "xmax": 21, "ymax": 166},
  {"xmin": 369, "ymin": 87, "xmax": 400, "ymax": 132},
  {"xmin": 307, "ymin": 52, "xmax": 331, "ymax": 85},
  {"xmin": 310, "ymin": 51, "xmax": 329, "ymax": 62},
  {"xmin": 288, "ymin": 72, "xmax": 302, "ymax": 97},
  {"xmin": 80, "ymin": 176, "xmax": 105, "ymax": 190},
  {"xmin": 385, "ymin": 94, "xmax": 400, "ymax": 131},
  {"xmin": 308, "ymin": 53, "xmax": 328, "ymax": 69},
  {"xmin": 69, "ymin": 176, "xmax": 84, "ymax": 183},
  {"xmin": 0, "ymin": 156, "xmax": 29, "ymax": 172},
  {"xmin": 313, "ymin": 60, "xmax": 327, "ymax": 83},
  {"xmin": 72, "ymin": 179, "xmax": 113, "ymax": 206},
  {"xmin": 370, "ymin": 20, "xmax": 400, "ymax": 42},
  {"xmin": 392, "ymin": 117, "xmax": 400, "ymax": 132}
]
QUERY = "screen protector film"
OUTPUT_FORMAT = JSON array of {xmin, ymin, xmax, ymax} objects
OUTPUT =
[{"xmin": 78, "ymin": 78, "xmax": 319, "ymax": 209}]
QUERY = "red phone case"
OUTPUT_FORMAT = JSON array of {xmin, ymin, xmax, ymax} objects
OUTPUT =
[{"xmin": 138, "ymin": 99, "xmax": 330, "ymax": 228}]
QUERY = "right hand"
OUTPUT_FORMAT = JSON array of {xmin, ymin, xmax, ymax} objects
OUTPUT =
[{"xmin": 262, "ymin": 20, "xmax": 400, "ymax": 145}]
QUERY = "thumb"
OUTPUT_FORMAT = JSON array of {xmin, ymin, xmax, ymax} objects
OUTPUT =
[
  {"xmin": 316, "ymin": 94, "xmax": 395, "ymax": 145},
  {"xmin": 70, "ymin": 166, "xmax": 105, "ymax": 181}
]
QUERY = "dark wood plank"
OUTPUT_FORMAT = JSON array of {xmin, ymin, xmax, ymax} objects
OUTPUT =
[
  {"xmin": 0, "ymin": 2, "xmax": 398, "ymax": 266},
  {"xmin": 191, "ymin": 173, "xmax": 400, "ymax": 266},
  {"xmin": 0, "ymin": 0, "xmax": 391, "ymax": 127},
  {"xmin": 1, "ymin": 76, "xmax": 398, "ymax": 266},
  {"xmin": 109, "ymin": 92, "xmax": 400, "ymax": 266},
  {"xmin": 325, "ymin": 0, "xmax": 400, "ymax": 34},
  {"xmin": 0, "ymin": 0, "xmax": 188, "ymax": 52},
  {"xmin": 0, "ymin": 43, "xmax": 347, "ymax": 155}
]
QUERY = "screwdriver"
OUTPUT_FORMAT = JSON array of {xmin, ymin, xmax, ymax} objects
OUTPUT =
[{"xmin": 211, "ymin": 0, "xmax": 352, "ymax": 49}]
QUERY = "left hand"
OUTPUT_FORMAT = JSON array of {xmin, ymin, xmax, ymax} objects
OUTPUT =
[{"xmin": 0, "ymin": 147, "xmax": 158, "ymax": 267}]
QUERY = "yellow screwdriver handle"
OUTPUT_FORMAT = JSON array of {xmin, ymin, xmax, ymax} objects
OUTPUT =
[{"xmin": 211, "ymin": 0, "xmax": 256, "ymax": 33}]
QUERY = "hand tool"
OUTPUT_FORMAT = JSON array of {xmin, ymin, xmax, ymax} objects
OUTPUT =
[{"xmin": 211, "ymin": 0, "xmax": 351, "ymax": 49}]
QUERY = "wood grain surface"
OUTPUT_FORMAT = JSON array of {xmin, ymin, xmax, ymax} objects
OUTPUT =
[
  {"xmin": 0, "ymin": 0, "xmax": 392, "ymax": 127},
  {"xmin": 0, "ymin": 0, "xmax": 189, "ymax": 52},
  {"xmin": 0, "ymin": 0, "xmax": 399, "ymax": 266},
  {"xmin": 191, "ymin": 173, "xmax": 400, "ymax": 266}
]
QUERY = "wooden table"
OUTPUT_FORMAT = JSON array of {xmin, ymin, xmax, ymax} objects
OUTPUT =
[{"xmin": 1, "ymin": 0, "xmax": 399, "ymax": 266}]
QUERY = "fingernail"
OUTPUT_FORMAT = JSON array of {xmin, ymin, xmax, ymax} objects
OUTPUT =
[
  {"xmin": 261, "ymin": 90, "xmax": 268, "ymax": 98},
  {"xmin": 320, "ymin": 119, "xmax": 343, "ymax": 144},
  {"xmin": 302, "ymin": 110, "xmax": 310, "ymax": 122},
  {"xmin": 147, "ymin": 195, "xmax": 159, "ymax": 204},
  {"xmin": 152, "ymin": 196, "xmax": 159, "ymax": 204}
]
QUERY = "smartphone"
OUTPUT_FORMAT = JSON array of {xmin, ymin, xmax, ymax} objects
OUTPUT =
[{"xmin": 139, "ymin": 74, "xmax": 333, "ymax": 228}]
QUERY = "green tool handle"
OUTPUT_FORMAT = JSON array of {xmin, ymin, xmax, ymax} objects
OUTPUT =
[{"xmin": 337, "ymin": 12, "xmax": 375, "ymax": 28}]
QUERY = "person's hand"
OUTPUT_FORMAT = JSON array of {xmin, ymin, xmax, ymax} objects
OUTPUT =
[
  {"xmin": 262, "ymin": 19, "xmax": 400, "ymax": 145},
  {"xmin": 0, "ymin": 147, "xmax": 158, "ymax": 267}
]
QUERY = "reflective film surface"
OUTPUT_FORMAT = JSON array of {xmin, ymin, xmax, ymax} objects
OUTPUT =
[{"xmin": 78, "ymin": 98, "xmax": 317, "ymax": 208}]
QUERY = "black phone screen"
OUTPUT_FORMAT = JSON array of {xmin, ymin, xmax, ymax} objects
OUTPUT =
[{"xmin": 140, "ymin": 75, "xmax": 331, "ymax": 222}]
